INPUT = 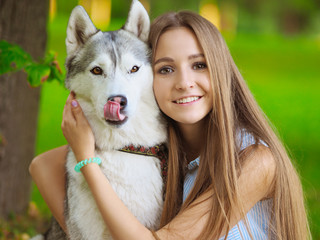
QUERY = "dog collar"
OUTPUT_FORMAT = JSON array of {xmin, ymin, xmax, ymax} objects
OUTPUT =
[{"xmin": 118, "ymin": 144, "xmax": 168, "ymax": 185}]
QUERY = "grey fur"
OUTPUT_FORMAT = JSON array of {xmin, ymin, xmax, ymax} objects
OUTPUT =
[
  {"xmin": 66, "ymin": 30, "xmax": 150, "ymax": 82},
  {"xmin": 44, "ymin": 219, "xmax": 67, "ymax": 240},
  {"xmin": 32, "ymin": 2, "xmax": 165, "ymax": 240}
]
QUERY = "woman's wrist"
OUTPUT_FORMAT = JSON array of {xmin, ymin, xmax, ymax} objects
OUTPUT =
[
  {"xmin": 75, "ymin": 152, "xmax": 96, "ymax": 163},
  {"xmin": 79, "ymin": 159, "xmax": 101, "ymax": 173},
  {"xmin": 74, "ymin": 157, "xmax": 101, "ymax": 173}
]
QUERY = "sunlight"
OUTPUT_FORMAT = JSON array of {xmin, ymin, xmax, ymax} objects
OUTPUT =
[
  {"xmin": 49, "ymin": 0, "xmax": 57, "ymax": 22},
  {"xmin": 79, "ymin": 0, "xmax": 111, "ymax": 30},
  {"xmin": 199, "ymin": 2, "xmax": 220, "ymax": 30},
  {"xmin": 140, "ymin": 0, "xmax": 150, "ymax": 13}
]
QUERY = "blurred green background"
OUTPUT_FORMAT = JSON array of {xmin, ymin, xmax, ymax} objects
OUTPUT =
[{"xmin": 31, "ymin": 0, "xmax": 320, "ymax": 238}]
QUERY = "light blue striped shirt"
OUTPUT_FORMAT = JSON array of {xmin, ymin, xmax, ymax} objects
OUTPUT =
[{"xmin": 183, "ymin": 131, "xmax": 272, "ymax": 239}]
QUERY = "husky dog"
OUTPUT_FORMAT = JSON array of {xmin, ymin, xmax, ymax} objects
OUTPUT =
[{"xmin": 36, "ymin": 1, "xmax": 167, "ymax": 239}]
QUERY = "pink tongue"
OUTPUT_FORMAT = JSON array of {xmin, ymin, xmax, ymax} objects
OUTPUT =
[{"xmin": 104, "ymin": 101, "xmax": 126, "ymax": 121}]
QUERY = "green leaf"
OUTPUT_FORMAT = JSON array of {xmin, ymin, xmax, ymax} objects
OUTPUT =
[
  {"xmin": 48, "ymin": 62, "xmax": 64, "ymax": 84},
  {"xmin": 0, "ymin": 40, "xmax": 65, "ymax": 87},
  {"xmin": 25, "ymin": 64, "xmax": 51, "ymax": 87},
  {"xmin": 0, "ymin": 40, "xmax": 33, "ymax": 74},
  {"xmin": 45, "ymin": 51, "xmax": 64, "ymax": 84}
]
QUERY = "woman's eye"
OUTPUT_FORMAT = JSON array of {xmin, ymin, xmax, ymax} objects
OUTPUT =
[
  {"xmin": 193, "ymin": 62, "xmax": 207, "ymax": 70},
  {"xmin": 130, "ymin": 65, "xmax": 140, "ymax": 73},
  {"xmin": 90, "ymin": 66, "xmax": 103, "ymax": 75},
  {"xmin": 158, "ymin": 67, "xmax": 173, "ymax": 74}
]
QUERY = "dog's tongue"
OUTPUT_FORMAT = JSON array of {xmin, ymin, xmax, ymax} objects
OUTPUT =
[{"xmin": 104, "ymin": 101, "xmax": 126, "ymax": 121}]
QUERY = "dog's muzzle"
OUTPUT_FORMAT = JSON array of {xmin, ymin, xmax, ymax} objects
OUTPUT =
[{"xmin": 104, "ymin": 95, "xmax": 128, "ymax": 125}]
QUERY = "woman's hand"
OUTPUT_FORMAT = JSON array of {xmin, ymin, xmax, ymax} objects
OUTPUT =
[{"xmin": 61, "ymin": 92, "xmax": 95, "ymax": 162}]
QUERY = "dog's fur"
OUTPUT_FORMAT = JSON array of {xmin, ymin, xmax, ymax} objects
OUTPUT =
[{"xmin": 36, "ymin": 1, "xmax": 167, "ymax": 239}]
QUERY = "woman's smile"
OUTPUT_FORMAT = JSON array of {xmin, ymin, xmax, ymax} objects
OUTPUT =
[{"xmin": 173, "ymin": 96, "xmax": 202, "ymax": 105}]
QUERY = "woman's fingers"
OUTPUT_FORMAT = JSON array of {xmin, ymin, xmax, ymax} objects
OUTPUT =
[
  {"xmin": 61, "ymin": 92, "xmax": 95, "ymax": 162},
  {"xmin": 62, "ymin": 93, "xmax": 76, "ymax": 128},
  {"xmin": 69, "ymin": 99, "xmax": 93, "ymax": 134},
  {"xmin": 62, "ymin": 91, "xmax": 89, "ymax": 128},
  {"xmin": 70, "ymin": 99, "xmax": 86, "ymax": 125}
]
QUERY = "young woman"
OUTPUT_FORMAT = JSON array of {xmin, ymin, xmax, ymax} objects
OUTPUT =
[{"xmin": 30, "ymin": 11, "xmax": 310, "ymax": 239}]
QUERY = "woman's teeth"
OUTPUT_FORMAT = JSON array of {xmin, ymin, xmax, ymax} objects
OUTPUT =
[{"xmin": 176, "ymin": 96, "xmax": 200, "ymax": 104}]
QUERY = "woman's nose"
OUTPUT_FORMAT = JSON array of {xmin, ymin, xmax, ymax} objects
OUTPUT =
[{"xmin": 175, "ymin": 70, "xmax": 195, "ymax": 90}]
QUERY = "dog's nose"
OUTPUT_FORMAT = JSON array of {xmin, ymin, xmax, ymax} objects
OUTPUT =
[{"xmin": 107, "ymin": 95, "xmax": 127, "ymax": 109}]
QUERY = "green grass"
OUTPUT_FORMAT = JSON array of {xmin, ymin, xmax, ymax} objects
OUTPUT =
[
  {"xmin": 228, "ymin": 34, "xmax": 320, "ymax": 238},
  {"xmin": 32, "ymin": 14, "xmax": 320, "ymax": 238}
]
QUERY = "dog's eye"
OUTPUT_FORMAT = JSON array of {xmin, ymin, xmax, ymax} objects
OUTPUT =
[
  {"xmin": 90, "ymin": 67, "xmax": 103, "ymax": 75},
  {"xmin": 130, "ymin": 65, "xmax": 140, "ymax": 73}
]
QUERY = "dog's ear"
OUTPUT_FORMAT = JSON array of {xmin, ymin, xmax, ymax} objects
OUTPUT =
[
  {"xmin": 66, "ymin": 6, "xmax": 99, "ymax": 56},
  {"xmin": 123, "ymin": 0, "xmax": 150, "ymax": 42}
]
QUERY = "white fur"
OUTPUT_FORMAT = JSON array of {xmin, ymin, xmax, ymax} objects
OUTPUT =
[
  {"xmin": 63, "ymin": 1, "xmax": 167, "ymax": 239},
  {"xmin": 66, "ymin": 151, "xmax": 164, "ymax": 239},
  {"xmin": 30, "ymin": 235, "xmax": 45, "ymax": 240}
]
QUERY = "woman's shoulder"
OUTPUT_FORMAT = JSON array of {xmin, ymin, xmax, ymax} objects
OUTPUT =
[
  {"xmin": 29, "ymin": 145, "xmax": 68, "ymax": 174},
  {"xmin": 239, "ymin": 144, "xmax": 276, "ymax": 201}
]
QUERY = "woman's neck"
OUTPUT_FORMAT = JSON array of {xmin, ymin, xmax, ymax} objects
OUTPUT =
[{"xmin": 177, "ymin": 119, "xmax": 206, "ymax": 163}]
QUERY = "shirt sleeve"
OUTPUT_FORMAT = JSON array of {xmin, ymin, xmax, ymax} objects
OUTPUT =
[{"xmin": 238, "ymin": 129, "xmax": 268, "ymax": 151}]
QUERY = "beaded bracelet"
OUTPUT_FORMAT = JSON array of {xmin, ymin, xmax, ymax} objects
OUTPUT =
[{"xmin": 74, "ymin": 157, "xmax": 102, "ymax": 172}]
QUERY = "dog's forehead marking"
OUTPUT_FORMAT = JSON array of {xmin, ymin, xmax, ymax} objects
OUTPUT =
[
  {"xmin": 66, "ymin": 32, "xmax": 115, "ymax": 79},
  {"xmin": 66, "ymin": 29, "xmax": 151, "ymax": 80},
  {"xmin": 91, "ymin": 30, "xmax": 151, "ymax": 70},
  {"xmin": 113, "ymin": 30, "xmax": 151, "ymax": 64}
]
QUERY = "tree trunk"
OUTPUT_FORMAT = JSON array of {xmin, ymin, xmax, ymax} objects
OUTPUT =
[{"xmin": 0, "ymin": 0, "xmax": 49, "ymax": 218}]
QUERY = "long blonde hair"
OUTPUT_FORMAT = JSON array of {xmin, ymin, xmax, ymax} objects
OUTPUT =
[{"xmin": 149, "ymin": 11, "xmax": 310, "ymax": 239}]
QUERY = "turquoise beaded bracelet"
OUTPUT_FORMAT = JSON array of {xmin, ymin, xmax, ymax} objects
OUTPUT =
[{"xmin": 74, "ymin": 157, "xmax": 102, "ymax": 172}]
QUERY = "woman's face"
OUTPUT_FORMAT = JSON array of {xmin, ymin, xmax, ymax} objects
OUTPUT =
[{"xmin": 153, "ymin": 27, "xmax": 213, "ymax": 127}]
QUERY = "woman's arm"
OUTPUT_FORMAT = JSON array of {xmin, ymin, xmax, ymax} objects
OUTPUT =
[
  {"xmin": 62, "ymin": 93, "xmax": 276, "ymax": 240},
  {"xmin": 29, "ymin": 145, "xmax": 68, "ymax": 232}
]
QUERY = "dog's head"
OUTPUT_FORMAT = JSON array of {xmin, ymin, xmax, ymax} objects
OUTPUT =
[{"xmin": 65, "ymin": 1, "xmax": 156, "ymax": 131}]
